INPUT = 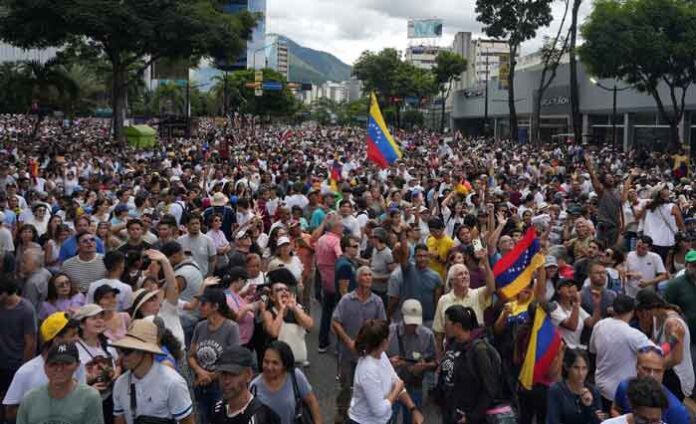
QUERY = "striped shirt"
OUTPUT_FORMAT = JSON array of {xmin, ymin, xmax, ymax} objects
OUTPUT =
[{"xmin": 60, "ymin": 254, "xmax": 107, "ymax": 293}]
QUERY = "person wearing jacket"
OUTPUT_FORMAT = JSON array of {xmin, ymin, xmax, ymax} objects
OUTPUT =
[{"xmin": 546, "ymin": 348, "xmax": 603, "ymax": 424}]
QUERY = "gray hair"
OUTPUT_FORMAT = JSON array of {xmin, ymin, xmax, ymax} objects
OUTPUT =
[
  {"xmin": 445, "ymin": 263, "xmax": 469, "ymax": 288},
  {"xmin": 356, "ymin": 266, "xmax": 372, "ymax": 280}
]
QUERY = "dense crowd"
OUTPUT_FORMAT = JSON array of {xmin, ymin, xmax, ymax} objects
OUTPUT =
[{"xmin": 0, "ymin": 113, "xmax": 694, "ymax": 424}]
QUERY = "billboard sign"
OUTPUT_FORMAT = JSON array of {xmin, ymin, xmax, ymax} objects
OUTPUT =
[
  {"xmin": 497, "ymin": 53, "xmax": 510, "ymax": 90},
  {"xmin": 407, "ymin": 19, "xmax": 443, "ymax": 39},
  {"xmin": 152, "ymin": 58, "xmax": 189, "ymax": 81}
]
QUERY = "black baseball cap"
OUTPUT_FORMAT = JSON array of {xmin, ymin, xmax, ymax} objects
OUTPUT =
[
  {"xmin": 46, "ymin": 342, "xmax": 80, "ymax": 365},
  {"xmin": 195, "ymin": 287, "xmax": 229, "ymax": 313},
  {"xmin": 635, "ymin": 289, "xmax": 669, "ymax": 310},
  {"xmin": 215, "ymin": 346, "xmax": 254, "ymax": 374},
  {"xmin": 93, "ymin": 285, "xmax": 120, "ymax": 304}
]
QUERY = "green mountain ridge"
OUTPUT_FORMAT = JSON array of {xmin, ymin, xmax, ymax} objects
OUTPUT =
[{"xmin": 279, "ymin": 35, "xmax": 352, "ymax": 85}]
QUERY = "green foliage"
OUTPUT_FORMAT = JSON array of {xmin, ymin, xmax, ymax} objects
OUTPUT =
[
  {"xmin": 433, "ymin": 51, "xmax": 467, "ymax": 132},
  {"xmin": 579, "ymin": 0, "xmax": 696, "ymax": 145},
  {"xmin": 475, "ymin": 0, "xmax": 555, "ymax": 46},
  {"xmin": 309, "ymin": 97, "xmax": 369, "ymax": 126},
  {"xmin": 402, "ymin": 110, "xmax": 425, "ymax": 129}
]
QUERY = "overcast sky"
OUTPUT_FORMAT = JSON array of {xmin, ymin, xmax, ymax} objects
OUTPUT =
[{"xmin": 266, "ymin": 0, "xmax": 594, "ymax": 65}]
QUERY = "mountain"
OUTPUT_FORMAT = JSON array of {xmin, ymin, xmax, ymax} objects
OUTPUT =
[{"xmin": 280, "ymin": 35, "xmax": 352, "ymax": 85}]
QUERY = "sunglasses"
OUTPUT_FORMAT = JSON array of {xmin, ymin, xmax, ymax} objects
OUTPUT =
[{"xmin": 80, "ymin": 237, "xmax": 96, "ymax": 244}]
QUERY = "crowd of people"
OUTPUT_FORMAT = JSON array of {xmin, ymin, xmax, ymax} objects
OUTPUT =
[{"xmin": 0, "ymin": 112, "xmax": 694, "ymax": 424}]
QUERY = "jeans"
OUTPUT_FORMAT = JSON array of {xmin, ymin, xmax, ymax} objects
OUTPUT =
[
  {"xmin": 336, "ymin": 361, "xmax": 357, "ymax": 424},
  {"xmin": 392, "ymin": 389, "xmax": 422, "ymax": 424},
  {"xmin": 319, "ymin": 290, "xmax": 338, "ymax": 348},
  {"xmin": 194, "ymin": 383, "xmax": 221, "ymax": 424}
]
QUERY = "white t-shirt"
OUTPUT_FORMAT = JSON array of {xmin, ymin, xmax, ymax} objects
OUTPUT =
[
  {"xmin": 589, "ymin": 317, "xmax": 656, "ymax": 401},
  {"xmin": 2, "ymin": 355, "xmax": 86, "ymax": 405},
  {"xmin": 601, "ymin": 415, "xmax": 629, "ymax": 424},
  {"xmin": 158, "ymin": 300, "xmax": 185, "ymax": 348},
  {"xmin": 348, "ymin": 352, "xmax": 399, "ymax": 424},
  {"xmin": 625, "ymin": 251, "xmax": 666, "ymax": 298},
  {"xmin": 550, "ymin": 303, "xmax": 590, "ymax": 349}
]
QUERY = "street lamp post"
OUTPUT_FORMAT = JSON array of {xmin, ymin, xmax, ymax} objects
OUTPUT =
[{"xmin": 589, "ymin": 77, "xmax": 630, "ymax": 149}]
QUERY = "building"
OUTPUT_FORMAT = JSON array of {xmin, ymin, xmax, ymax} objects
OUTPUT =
[
  {"xmin": 472, "ymin": 39, "xmax": 510, "ymax": 83},
  {"xmin": 221, "ymin": 0, "xmax": 266, "ymax": 70},
  {"xmin": 343, "ymin": 77, "xmax": 364, "ymax": 103},
  {"xmin": 0, "ymin": 43, "xmax": 57, "ymax": 64},
  {"xmin": 404, "ymin": 45, "xmax": 450, "ymax": 70},
  {"xmin": 266, "ymin": 34, "xmax": 289, "ymax": 80},
  {"xmin": 450, "ymin": 58, "xmax": 696, "ymax": 152}
]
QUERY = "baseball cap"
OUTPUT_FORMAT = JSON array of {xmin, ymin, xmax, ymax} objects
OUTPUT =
[
  {"xmin": 46, "ymin": 342, "xmax": 80, "ymax": 365},
  {"xmin": 686, "ymin": 250, "xmax": 696, "ymax": 264},
  {"xmin": 93, "ymin": 285, "xmax": 120, "ymax": 304},
  {"xmin": 276, "ymin": 236, "xmax": 290, "ymax": 246},
  {"xmin": 544, "ymin": 256, "xmax": 559, "ymax": 268},
  {"xmin": 555, "ymin": 278, "xmax": 576, "ymax": 290},
  {"xmin": 114, "ymin": 204, "xmax": 129, "ymax": 214},
  {"xmin": 215, "ymin": 346, "xmax": 254, "ymax": 374},
  {"xmin": 402, "ymin": 299, "xmax": 423, "ymax": 326},
  {"xmin": 40, "ymin": 312, "xmax": 73, "ymax": 343},
  {"xmin": 635, "ymin": 289, "xmax": 669, "ymax": 310},
  {"xmin": 372, "ymin": 227, "xmax": 388, "ymax": 243},
  {"xmin": 73, "ymin": 304, "xmax": 104, "ymax": 321},
  {"xmin": 195, "ymin": 287, "xmax": 229, "ymax": 312}
]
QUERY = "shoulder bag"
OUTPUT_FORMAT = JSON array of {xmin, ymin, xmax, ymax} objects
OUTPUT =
[{"xmin": 290, "ymin": 369, "xmax": 314, "ymax": 424}]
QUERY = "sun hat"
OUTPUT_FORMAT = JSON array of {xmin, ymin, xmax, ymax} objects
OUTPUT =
[
  {"xmin": 110, "ymin": 319, "xmax": 163, "ymax": 355},
  {"xmin": 130, "ymin": 288, "xmax": 160, "ymax": 318},
  {"xmin": 211, "ymin": 192, "xmax": 228, "ymax": 207},
  {"xmin": 73, "ymin": 304, "xmax": 104, "ymax": 321},
  {"xmin": 402, "ymin": 299, "xmax": 423, "ymax": 326}
]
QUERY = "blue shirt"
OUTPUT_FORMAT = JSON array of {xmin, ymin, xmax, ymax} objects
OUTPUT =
[
  {"xmin": 613, "ymin": 379, "xmax": 689, "ymax": 424},
  {"xmin": 335, "ymin": 256, "xmax": 357, "ymax": 293},
  {"xmin": 58, "ymin": 235, "xmax": 106, "ymax": 262}
]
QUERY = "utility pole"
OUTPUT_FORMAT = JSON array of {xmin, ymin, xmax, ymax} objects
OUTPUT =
[{"xmin": 484, "ymin": 49, "xmax": 490, "ymax": 137}]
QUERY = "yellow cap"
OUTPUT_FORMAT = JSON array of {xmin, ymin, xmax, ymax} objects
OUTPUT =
[{"xmin": 40, "ymin": 312, "xmax": 69, "ymax": 343}]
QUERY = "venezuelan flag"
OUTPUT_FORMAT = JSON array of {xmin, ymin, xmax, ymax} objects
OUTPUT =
[
  {"xmin": 366, "ymin": 92, "xmax": 402, "ymax": 169},
  {"xmin": 493, "ymin": 227, "xmax": 545, "ymax": 299},
  {"xmin": 519, "ymin": 306, "xmax": 563, "ymax": 390},
  {"xmin": 329, "ymin": 159, "xmax": 341, "ymax": 193}
]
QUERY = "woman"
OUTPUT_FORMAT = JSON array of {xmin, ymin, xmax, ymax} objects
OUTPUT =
[
  {"xmin": 220, "ymin": 266, "xmax": 257, "ymax": 349},
  {"xmin": 93, "ymin": 285, "xmax": 130, "ymax": 341},
  {"xmin": 251, "ymin": 341, "xmax": 323, "ymax": 424},
  {"xmin": 44, "ymin": 223, "xmax": 71, "ymax": 272},
  {"xmin": 549, "ymin": 279, "xmax": 595, "ymax": 349},
  {"xmin": 74, "ymin": 304, "xmax": 120, "ymax": 424},
  {"xmin": 639, "ymin": 185, "xmax": 685, "ymax": 261},
  {"xmin": 39, "ymin": 214, "xmax": 63, "ymax": 246},
  {"xmin": 261, "ymin": 270, "xmax": 314, "ymax": 366},
  {"xmin": 91, "ymin": 198, "xmax": 111, "ymax": 224},
  {"xmin": 622, "ymin": 188, "xmax": 644, "ymax": 252},
  {"xmin": 242, "ymin": 252, "xmax": 266, "ymax": 298},
  {"xmin": 14, "ymin": 224, "xmax": 41, "ymax": 269},
  {"xmin": 144, "ymin": 315, "xmax": 184, "ymax": 370},
  {"xmin": 20, "ymin": 203, "xmax": 50, "ymax": 237},
  {"xmin": 188, "ymin": 286, "xmax": 241, "ymax": 424},
  {"xmin": 348, "ymin": 320, "xmax": 423, "ymax": 424},
  {"xmin": 268, "ymin": 236, "xmax": 304, "ymax": 290},
  {"xmin": 96, "ymin": 221, "xmax": 121, "ymax": 252},
  {"xmin": 206, "ymin": 213, "xmax": 231, "ymax": 270},
  {"xmin": 666, "ymin": 232, "xmax": 691, "ymax": 275},
  {"xmin": 38, "ymin": 272, "xmax": 86, "ymax": 320},
  {"xmin": 546, "ymin": 349, "xmax": 603, "ymax": 424}
]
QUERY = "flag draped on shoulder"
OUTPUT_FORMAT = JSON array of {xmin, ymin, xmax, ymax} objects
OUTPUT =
[
  {"xmin": 519, "ymin": 306, "xmax": 563, "ymax": 390},
  {"xmin": 366, "ymin": 92, "xmax": 402, "ymax": 169},
  {"xmin": 493, "ymin": 227, "xmax": 545, "ymax": 299}
]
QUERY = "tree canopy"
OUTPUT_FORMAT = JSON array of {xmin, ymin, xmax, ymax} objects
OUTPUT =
[
  {"xmin": 579, "ymin": 0, "xmax": 696, "ymax": 146},
  {"xmin": 433, "ymin": 51, "xmax": 468, "ymax": 132}
]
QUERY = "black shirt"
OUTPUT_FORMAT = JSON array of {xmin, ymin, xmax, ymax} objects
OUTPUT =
[{"xmin": 210, "ymin": 397, "xmax": 281, "ymax": 424}]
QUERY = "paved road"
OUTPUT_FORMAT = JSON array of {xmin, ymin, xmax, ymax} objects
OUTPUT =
[{"xmin": 302, "ymin": 299, "xmax": 442, "ymax": 423}]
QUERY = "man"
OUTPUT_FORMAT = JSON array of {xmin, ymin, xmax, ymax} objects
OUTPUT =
[
  {"xmin": 177, "ymin": 213, "xmax": 216, "ymax": 277},
  {"xmin": 580, "ymin": 261, "xmax": 617, "ymax": 318},
  {"xmin": 369, "ymin": 227, "xmax": 395, "ymax": 306},
  {"xmin": 60, "ymin": 231, "xmax": 107, "ymax": 293},
  {"xmin": 112, "ymin": 319, "xmax": 194, "ymax": 424},
  {"xmin": 338, "ymin": 200, "xmax": 360, "ymax": 238},
  {"xmin": 310, "ymin": 192, "xmax": 337, "ymax": 230},
  {"xmin": 161, "ymin": 241, "xmax": 203, "ymax": 346},
  {"xmin": 58, "ymin": 215, "xmax": 106, "ymax": 262},
  {"xmin": 289, "ymin": 220, "xmax": 315, "ymax": 307},
  {"xmin": 152, "ymin": 216, "xmax": 178, "ymax": 251},
  {"xmin": 335, "ymin": 236, "xmax": 359, "ymax": 296},
  {"xmin": 388, "ymin": 229, "xmax": 442, "ymax": 325},
  {"xmin": 86, "ymin": 251, "xmax": 134, "ymax": 311},
  {"xmin": 15, "ymin": 342, "xmax": 103, "ymax": 424},
  {"xmin": 163, "ymin": 187, "xmax": 185, "ymax": 226},
  {"xmin": 315, "ymin": 215, "xmax": 343, "ymax": 352},
  {"xmin": 432, "ymin": 248, "xmax": 495, "ymax": 359},
  {"xmin": 584, "ymin": 153, "xmax": 623, "ymax": 247},
  {"xmin": 210, "ymin": 346, "xmax": 280, "ymax": 423},
  {"xmin": 386, "ymin": 299, "xmax": 436, "ymax": 423},
  {"xmin": 18, "ymin": 248, "xmax": 51, "ymax": 310},
  {"xmin": 625, "ymin": 235, "xmax": 668, "ymax": 298},
  {"xmin": 332, "ymin": 266, "xmax": 386, "ymax": 423},
  {"xmin": 139, "ymin": 213, "xmax": 158, "ymax": 244},
  {"xmin": 664, "ymin": 250, "xmax": 696, "ymax": 373},
  {"xmin": 0, "ymin": 277, "xmax": 37, "ymax": 423},
  {"xmin": 589, "ymin": 294, "xmax": 660, "ymax": 410},
  {"xmin": 425, "ymin": 217, "xmax": 454, "ymax": 281},
  {"xmin": 603, "ymin": 377, "xmax": 667, "ymax": 424},
  {"xmin": 0, "ymin": 212, "xmax": 14, "ymax": 255},
  {"xmin": 611, "ymin": 346, "xmax": 689, "ymax": 423},
  {"xmin": 3, "ymin": 312, "xmax": 84, "ymax": 420},
  {"xmin": 117, "ymin": 218, "xmax": 151, "ymax": 256}
]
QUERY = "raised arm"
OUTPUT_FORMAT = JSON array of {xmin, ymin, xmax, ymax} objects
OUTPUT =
[{"xmin": 584, "ymin": 154, "xmax": 603, "ymax": 196}]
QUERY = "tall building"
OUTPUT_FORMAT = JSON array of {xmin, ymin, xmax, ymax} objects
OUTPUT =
[
  {"xmin": 451, "ymin": 32, "xmax": 476, "ymax": 91},
  {"xmin": 404, "ymin": 45, "xmax": 450, "ymax": 70},
  {"xmin": 472, "ymin": 39, "xmax": 510, "ymax": 83},
  {"xmin": 266, "ymin": 34, "xmax": 289, "ymax": 80},
  {"xmin": 221, "ymin": 0, "xmax": 267, "ymax": 70}
]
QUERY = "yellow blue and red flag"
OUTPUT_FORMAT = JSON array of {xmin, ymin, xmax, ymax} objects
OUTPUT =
[
  {"xmin": 366, "ymin": 92, "xmax": 402, "ymax": 169},
  {"xmin": 519, "ymin": 306, "xmax": 563, "ymax": 390},
  {"xmin": 493, "ymin": 227, "xmax": 545, "ymax": 299},
  {"xmin": 329, "ymin": 158, "xmax": 341, "ymax": 193}
]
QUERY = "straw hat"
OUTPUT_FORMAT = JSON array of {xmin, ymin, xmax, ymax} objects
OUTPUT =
[
  {"xmin": 211, "ymin": 192, "xmax": 228, "ymax": 207},
  {"xmin": 130, "ymin": 288, "xmax": 160, "ymax": 318},
  {"xmin": 110, "ymin": 319, "xmax": 163, "ymax": 355}
]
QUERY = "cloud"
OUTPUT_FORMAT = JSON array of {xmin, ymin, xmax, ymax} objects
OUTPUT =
[{"xmin": 267, "ymin": 0, "xmax": 596, "ymax": 66}]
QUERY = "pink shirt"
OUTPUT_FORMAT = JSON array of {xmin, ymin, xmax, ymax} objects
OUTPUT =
[
  {"xmin": 226, "ymin": 290, "xmax": 254, "ymax": 345},
  {"xmin": 315, "ymin": 232, "xmax": 342, "ymax": 293}
]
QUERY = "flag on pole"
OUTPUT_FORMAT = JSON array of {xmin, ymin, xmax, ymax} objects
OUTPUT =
[
  {"xmin": 366, "ymin": 92, "xmax": 402, "ymax": 169},
  {"xmin": 519, "ymin": 306, "xmax": 563, "ymax": 390},
  {"xmin": 493, "ymin": 228, "xmax": 546, "ymax": 299}
]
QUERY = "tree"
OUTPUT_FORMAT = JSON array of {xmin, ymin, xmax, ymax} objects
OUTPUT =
[
  {"xmin": 579, "ymin": 0, "xmax": 696, "ymax": 147},
  {"xmin": 476, "ymin": 0, "xmax": 554, "ymax": 141},
  {"xmin": 0, "ymin": 0, "xmax": 257, "ymax": 139},
  {"xmin": 433, "ymin": 51, "xmax": 468, "ymax": 133}
]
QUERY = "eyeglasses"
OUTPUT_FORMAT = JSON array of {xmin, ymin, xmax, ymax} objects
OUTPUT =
[
  {"xmin": 349, "ymin": 244, "xmax": 359, "ymax": 249},
  {"xmin": 80, "ymin": 237, "xmax": 96, "ymax": 244},
  {"xmin": 637, "ymin": 345, "xmax": 664, "ymax": 357}
]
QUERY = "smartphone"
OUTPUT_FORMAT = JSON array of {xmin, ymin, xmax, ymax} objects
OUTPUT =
[{"xmin": 472, "ymin": 238, "xmax": 484, "ymax": 251}]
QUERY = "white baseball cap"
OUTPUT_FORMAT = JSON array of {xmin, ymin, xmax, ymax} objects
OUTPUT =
[{"xmin": 402, "ymin": 299, "xmax": 423, "ymax": 326}]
